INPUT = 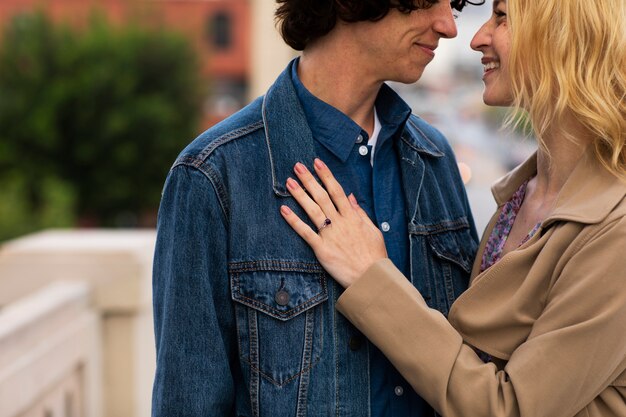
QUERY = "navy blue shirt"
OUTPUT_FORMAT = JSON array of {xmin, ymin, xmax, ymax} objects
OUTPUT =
[{"xmin": 291, "ymin": 60, "xmax": 430, "ymax": 417}]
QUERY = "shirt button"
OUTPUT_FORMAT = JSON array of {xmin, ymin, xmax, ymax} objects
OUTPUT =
[
  {"xmin": 349, "ymin": 336, "xmax": 363, "ymax": 351},
  {"xmin": 275, "ymin": 290, "xmax": 290, "ymax": 306},
  {"xmin": 356, "ymin": 134, "xmax": 364, "ymax": 144},
  {"xmin": 358, "ymin": 145, "xmax": 369, "ymax": 156},
  {"xmin": 394, "ymin": 386, "xmax": 404, "ymax": 396},
  {"xmin": 381, "ymin": 222, "xmax": 390, "ymax": 232}
]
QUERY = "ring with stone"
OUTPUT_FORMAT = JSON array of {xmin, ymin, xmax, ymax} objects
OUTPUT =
[{"xmin": 317, "ymin": 218, "xmax": 332, "ymax": 233}]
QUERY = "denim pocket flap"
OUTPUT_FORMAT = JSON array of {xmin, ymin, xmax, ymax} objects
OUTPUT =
[
  {"xmin": 426, "ymin": 227, "xmax": 477, "ymax": 273},
  {"xmin": 229, "ymin": 261, "xmax": 328, "ymax": 321}
]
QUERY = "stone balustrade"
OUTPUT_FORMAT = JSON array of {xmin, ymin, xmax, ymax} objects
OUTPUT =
[
  {"xmin": 0, "ymin": 230, "xmax": 157, "ymax": 417},
  {"xmin": 0, "ymin": 281, "xmax": 100, "ymax": 417}
]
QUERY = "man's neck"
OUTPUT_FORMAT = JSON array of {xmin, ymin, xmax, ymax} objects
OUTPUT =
[{"xmin": 297, "ymin": 33, "xmax": 383, "ymax": 137}]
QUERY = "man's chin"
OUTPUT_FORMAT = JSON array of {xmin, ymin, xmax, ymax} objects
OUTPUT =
[{"xmin": 393, "ymin": 70, "xmax": 425, "ymax": 85}]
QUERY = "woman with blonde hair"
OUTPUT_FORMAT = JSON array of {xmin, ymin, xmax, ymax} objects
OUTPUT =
[{"xmin": 279, "ymin": 0, "xmax": 626, "ymax": 415}]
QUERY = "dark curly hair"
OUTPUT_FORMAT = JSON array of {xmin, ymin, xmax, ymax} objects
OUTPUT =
[{"xmin": 276, "ymin": 0, "xmax": 485, "ymax": 51}]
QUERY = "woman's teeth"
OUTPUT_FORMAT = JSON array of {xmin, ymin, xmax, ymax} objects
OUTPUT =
[{"xmin": 484, "ymin": 61, "xmax": 500, "ymax": 71}]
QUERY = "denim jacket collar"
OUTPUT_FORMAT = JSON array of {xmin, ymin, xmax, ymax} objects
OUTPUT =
[
  {"xmin": 401, "ymin": 117, "xmax": 446, "ymax": 158},
  {"xmin": 262, "ymin": 63, "xmax": 318, "ymax": 197},
  {"xmin": 262, "ymin": 61, "xmax": 445, "ymax": 198}
]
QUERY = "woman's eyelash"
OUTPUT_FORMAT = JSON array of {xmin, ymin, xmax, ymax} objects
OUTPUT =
[{"xmin": 494, "ymin": 11, "xmax": 507, "ymax": 21}]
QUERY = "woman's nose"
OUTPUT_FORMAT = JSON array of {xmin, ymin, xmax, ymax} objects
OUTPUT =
[{"xmin": 470, "ymin": 21, "xmax": 491, "ymax": 51}]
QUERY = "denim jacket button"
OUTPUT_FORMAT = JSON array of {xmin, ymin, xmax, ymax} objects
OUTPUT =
[
  {"xmin": 275, "ymin": 290, "xmax": 290, "ymax": 306},
  {"xmin": 349, "ymin": 336, "xmax": 363, "ymax": 351}
]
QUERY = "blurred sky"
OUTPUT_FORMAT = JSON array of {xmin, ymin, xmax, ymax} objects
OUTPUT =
[{"xmin": 421, "ymin": 1, "xmax": 492, "ymax": 82}]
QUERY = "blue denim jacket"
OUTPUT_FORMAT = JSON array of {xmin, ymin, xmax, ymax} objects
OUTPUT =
[{"xmin": 152, "ymin": 64, "xmax": 479, "ymax": 417}]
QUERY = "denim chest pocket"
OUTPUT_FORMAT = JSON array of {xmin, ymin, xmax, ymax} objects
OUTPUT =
[
  {"xmin": 229, "ymin": 260, "xmax": 328, "ymax": 387},
  {"xmin": 426, "ymin": 227, "xmax": 476, "ymax": 274},
  {"xmin": 410, "ymin": 219, "xmax": 478, "ymax": 314}
]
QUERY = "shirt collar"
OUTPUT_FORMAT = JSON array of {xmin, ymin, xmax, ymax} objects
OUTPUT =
[
  {"xmin": 491, "ymin": 147, "xmax": 626, "ymax": 226},
  {"xmin": 290, "ymin": 58, "xmax": 411, "ymax": 163}
]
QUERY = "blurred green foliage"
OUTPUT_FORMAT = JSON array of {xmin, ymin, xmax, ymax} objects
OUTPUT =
[
  {"xmin": 483, "ymin": 105, "xmax": 534, "ymax": 137},
  {"xmin": 0, "ymin": 12, "xmax": 203, "ymax": 241},
  {"xmin": 0, "ymin": 174, "xmax": 76, "ymax": 240}
]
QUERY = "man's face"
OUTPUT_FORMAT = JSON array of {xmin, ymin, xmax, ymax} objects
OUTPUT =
[{"xmin": 349, "ymin": 2, "xmax": 458, "ymax": 84}]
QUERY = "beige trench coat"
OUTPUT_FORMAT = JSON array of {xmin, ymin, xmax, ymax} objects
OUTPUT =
[{"xmin": 336, "ymin": 148, "xmax": 626, "ymax": 417}]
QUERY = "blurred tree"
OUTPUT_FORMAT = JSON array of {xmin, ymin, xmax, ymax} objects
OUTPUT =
[
  {"xmin": 0, "ymin": 174, "xmax": 76, "ymax": 241},
  {"xmin": 0, "ymin": 12, "xmax": 203, "ymax": 239}
]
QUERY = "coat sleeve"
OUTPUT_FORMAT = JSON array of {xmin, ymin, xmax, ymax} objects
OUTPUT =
[
  {"xmin": 151, "ymin": 164, "xmax": 236, "ymax": 416},
  {"xmin": 336, "ymin": 217, "xmax": 626, "ymax": 417}
]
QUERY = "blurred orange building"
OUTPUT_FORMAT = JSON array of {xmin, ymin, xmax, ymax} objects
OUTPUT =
[{"xmin": 0, "ymin": 0, "xmax": 251, "ymax": 127}]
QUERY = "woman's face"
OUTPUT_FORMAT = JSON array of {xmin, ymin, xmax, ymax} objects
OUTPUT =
[{"xmin": 470, "ymin": 0, "xmax": 513, "ymax": 106}]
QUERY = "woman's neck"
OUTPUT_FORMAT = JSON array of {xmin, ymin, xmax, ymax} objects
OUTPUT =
[{"xmin": 531, "ymin": 115, "xmax": 591, "ymax": 203}]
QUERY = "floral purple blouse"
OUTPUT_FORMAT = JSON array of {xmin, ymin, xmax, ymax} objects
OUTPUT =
[
  {"xmin": 476, "ymin": 178, "xmax": 542, "ymax": 363},
  {"xmin": 480, "ymin": 179, "xmax": 542, "ymax": 273}
]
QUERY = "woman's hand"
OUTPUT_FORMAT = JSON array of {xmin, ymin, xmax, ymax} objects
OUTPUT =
[{"xmin": 280, "ymin": 158, "xmax": 388, "ymax": 288}]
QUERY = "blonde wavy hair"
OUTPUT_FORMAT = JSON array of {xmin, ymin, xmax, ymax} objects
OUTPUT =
[{"xmin": 506, "ymin": 0, "xmax": 626, "ymax": 180}]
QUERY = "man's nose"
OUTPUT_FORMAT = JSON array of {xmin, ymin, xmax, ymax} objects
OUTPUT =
[{"xmin": 432, "ymin": 2, "xmax": 459, "ymax": 39}]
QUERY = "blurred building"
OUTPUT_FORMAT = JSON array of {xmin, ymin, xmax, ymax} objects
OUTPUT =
[{"xmin": 0, "ymin": 0, "xmax": 294, "ymax": 128}]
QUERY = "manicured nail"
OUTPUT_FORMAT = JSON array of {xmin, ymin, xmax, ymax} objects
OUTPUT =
[
  {"xmin": 286, "ymin": 178, "xmax": 298, "ymax": 189},
  {"xmin": 294, "ymin": 162, "xmax": 307, "ymax": 174},
  {"xmin": 348, "ymin": 194, "xmax": 358, "ymax": 206},
  {"xmin": 314, "ymin": 158, "xmax": 326, "ymax": 170},
  {"xmin": 280, "ymin": 205, "xmax": 292, "ymax": 215}
]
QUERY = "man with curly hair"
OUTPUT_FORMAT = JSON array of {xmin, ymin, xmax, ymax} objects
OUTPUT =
[{"xmin": 152, "ymin": 1, "xmax": 482, "ymax": 416}]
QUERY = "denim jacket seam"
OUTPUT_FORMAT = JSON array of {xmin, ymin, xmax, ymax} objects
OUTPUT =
[
  {"xmin": 409, "ymin": 217, "xmax": 471, "ymax": 235},
  {"xmin": 400, "ymin": 156, "xmax": 419, "ymax": 167},
  {"xmin": 234, "ymin": 302, "xmax": 245, "ymax": 378},
  {"xmin": 170, "ymin": 161, "xmax": 231, "ymax": 223},
  {"xmin": 196, "ymin": 120, "xmax": 265, "ymax": 162},
  {"xmin": 242, "ymin": 355, "xmax": 321, "ymax": 388},
  {"xmin": 229, "ymin": 260, "xmax": 324, "ymax": 274},
  {"xmin": 430, "ymin": 251, "xmax": 472, "ymax": 274}
]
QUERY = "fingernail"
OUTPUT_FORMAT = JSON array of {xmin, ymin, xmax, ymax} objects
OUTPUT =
[
  {"xmin": 348, "ymin": 194, "xmax": 358, "ymax": 206},
  {"xmin": 294, "ymin": 162, "xmax": 307, "ymax": 174},
  {"xmin": 314, "ymin": 158, "xmax": 326, "ymax": 170},
  {"xmin": 280, "ymin": 205, "xmax": 292, "ymax": 215},
  {"xmin": 286, "ymin": 178, "xmax": 298, "ymax": 189}
]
